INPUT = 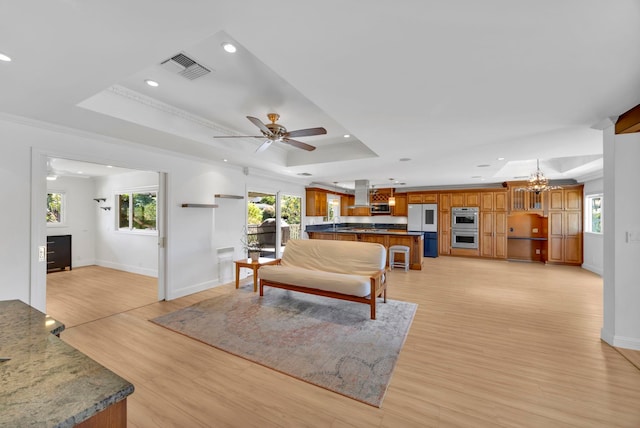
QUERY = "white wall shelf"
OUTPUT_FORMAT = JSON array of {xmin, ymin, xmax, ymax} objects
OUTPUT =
[{"xmin": 214, "ymin": 194, "xmax": 244, "ymax": 199}]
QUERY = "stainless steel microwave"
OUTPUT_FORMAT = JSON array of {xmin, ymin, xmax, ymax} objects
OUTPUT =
[{"xmin": 370, "ymin": 203, "xmax": 391, "ymax": 214}]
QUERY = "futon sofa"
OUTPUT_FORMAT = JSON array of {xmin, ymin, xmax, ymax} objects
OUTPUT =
[{"xmin": 258, "ymin": 239, "xmax": 388, "ymax": 319}]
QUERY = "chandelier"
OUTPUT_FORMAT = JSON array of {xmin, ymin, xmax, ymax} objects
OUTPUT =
[{"xmin": 517, "ymin": 159, "xmax": 562, "ymax": 194}]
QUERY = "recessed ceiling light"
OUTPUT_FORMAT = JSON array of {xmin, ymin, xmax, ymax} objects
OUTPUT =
[
  {"xmin": 106, "ymin": 165, "xmax": 113, "ymax": 168},
  {"xmin": 222, "ymin": 42, "xmax": 237, "ymax": 53},
  {"xmin": 497, "ymin": 157, "xmax": 505, "ymax": 161},
  {"xmin": 223, "ymin": 159, "xmax": 228, "ymax": 162},
  {"xmin": 343, "ymin": 134, "xmax": 350, "ymax": 138},
  {"xmin": 477, "ymin": 164, "xmax": 490, "ymax": 168},
  {"xmin": 77, "ymin": 171, "xmax": 83, "ymax": 174},
  {"xmin": 46, "ymin": 175, "xmax": 57, "ymax": 181},
  {"xmin": 145, "ymin": 79, "xmax": 159, "ymax": 87},
  {"xmin": 0, "ymin": 52, "xmax": 11, "ymax": 62}
]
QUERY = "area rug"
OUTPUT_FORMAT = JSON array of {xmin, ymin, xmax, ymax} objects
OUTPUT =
[{"xmin": 151, "ymin": 288, "xmax": 417, "ymax": 407}]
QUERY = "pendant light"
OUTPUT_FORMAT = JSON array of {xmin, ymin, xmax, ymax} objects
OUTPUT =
[{"xmin": 388, "ymin": 178, "xmax": 396, "ymax": 206}]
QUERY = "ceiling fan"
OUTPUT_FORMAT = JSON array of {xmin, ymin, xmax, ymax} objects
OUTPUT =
[{"xmin": 213, "ymin": 113, "xmax": 326, "ymax": 152}]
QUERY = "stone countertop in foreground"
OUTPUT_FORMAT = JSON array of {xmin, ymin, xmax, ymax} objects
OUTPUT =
[{"xmin": 0, "ymin": 299, "xmax": 134, "ymax": 428}]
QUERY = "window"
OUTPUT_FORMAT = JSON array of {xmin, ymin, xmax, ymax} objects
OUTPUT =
[
  {"xmin": 585, "ymin": 194, "xmax": 602, "ymax": 234},
  {"xmin": 327, "ymin": 194, "xmax": 340, "ymax": 222},
  {"xmin": 47, "ymin": 192, "xmax": 65, "ymax": 224},
  {"xmin": 117, "ymin": 190, "xmax": 157, "ymax": 232}
]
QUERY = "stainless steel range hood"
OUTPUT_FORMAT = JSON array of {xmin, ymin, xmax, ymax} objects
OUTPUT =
[{"xmin": 352, "ymin": 179, "xmax": 370, "ymax": 207}]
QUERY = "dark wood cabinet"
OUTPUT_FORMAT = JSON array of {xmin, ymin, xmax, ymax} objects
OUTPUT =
[{"xmin": 47, "ymin": 234, "xmax": 72, "ymax": 272}]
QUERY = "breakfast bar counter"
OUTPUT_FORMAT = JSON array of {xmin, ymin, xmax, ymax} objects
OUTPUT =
[
  {"xmin": 0, "ymin": 299, "xmax": 134, "ymax": 427},
  {"xmin": 307, "ymin": 226, "xmax": 424, "ymax": 270}
]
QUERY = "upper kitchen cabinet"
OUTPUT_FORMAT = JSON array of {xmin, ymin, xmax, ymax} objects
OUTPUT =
[
  {"xmin": 451, "ymin": 192, "xmax": 480, "ymax": 208},
  {"xmin": 340, "ymin": 195, "xmax": 353, "ymax": 217},
  {"xmin": 439, "ymin": 193, "xmax": 451, "ymax": 212},
  {"xmin": 508, "ymin": 182, "xmax": 544, "ymax": 213},
  {"xmin": 392, "ymin": 193, "xmax": 408, "ymax": 217},
  {"xmin": 305, "ymin": 188, "xmax": 327, "ymax": 216},
  {"xmin": 480, "ymin": 191, "xmax": 508, "ymax": 212},
  {"xmin": 549, "ymin": 187, "xmax": 582, "ymax": 211},
  {"xmin": 407, "ymin": 192, "xmax": 438, "ymax": 204}
]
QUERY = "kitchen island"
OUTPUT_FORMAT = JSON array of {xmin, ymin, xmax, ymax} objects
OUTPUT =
[
  {"xmin": 307, "ymin": 227, "xmax": 424, "ymax": 270},
  {"xmin": 0, "ymin": 299, "xmax": 134, "ymax": 427}
]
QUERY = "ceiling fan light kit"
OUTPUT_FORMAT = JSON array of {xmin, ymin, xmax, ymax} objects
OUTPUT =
[{"xmin": 213, "ymin": 113, "xmax": 326, "ymax": 153}]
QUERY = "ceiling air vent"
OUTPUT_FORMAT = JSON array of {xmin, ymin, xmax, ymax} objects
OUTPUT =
[{"xmin": 160, "ymin": 53, "xmax": 211, "ymax": 80}]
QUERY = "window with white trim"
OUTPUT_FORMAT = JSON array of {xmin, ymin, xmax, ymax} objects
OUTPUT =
[
  {"xmin": 116, "ymin": 190, "xmax": 157, "ymax": 232},
  {"xmin": 47, "ymin": 192, "xmax": 65, "ymax": 225},
  {"xmin": 585, "ymin": 194, "xmax": 602, "ymax": 234}
]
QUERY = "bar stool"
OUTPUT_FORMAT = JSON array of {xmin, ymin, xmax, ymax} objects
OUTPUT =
[{"xmin": 389, "ymin": 245, "xmax": 410, "ymax": 271}]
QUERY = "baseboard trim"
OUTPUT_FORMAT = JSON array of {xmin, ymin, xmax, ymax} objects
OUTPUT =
[
  {"xmin": 95, "ymin": 260, "xmax": 157, "ymax": 278},
  {"xmin": 167, "ymin": 279, "xmax": 222, "ymax": 300},
  {"xmin": 581, "ymin": 263, "xmax": 603, "ymax": 276},
  {"xmin": 612, "ymin": 335, "xmax": 640, "ymax": 351}
]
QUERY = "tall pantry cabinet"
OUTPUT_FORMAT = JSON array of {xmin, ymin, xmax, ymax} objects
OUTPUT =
[{"xmin": 547, "ymin": 186, "xmax": 583, "ymax": 265}]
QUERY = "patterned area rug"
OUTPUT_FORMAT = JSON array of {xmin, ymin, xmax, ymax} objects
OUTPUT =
[{"xmin": 151, "ymin": 288, "xmax": 417, "ymax": 407}]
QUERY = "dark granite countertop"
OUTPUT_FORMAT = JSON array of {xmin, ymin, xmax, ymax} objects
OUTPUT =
[
  {"xmin": 307, "ymin": 224, "xmax": 423, "ymax": 237},
  {"xmin": 0, "ymin": 300, "xmax": 134, "ymax": 428}
]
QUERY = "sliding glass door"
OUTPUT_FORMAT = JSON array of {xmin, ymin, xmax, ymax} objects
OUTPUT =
[{"xmin": 246, "ymin": 191, "xmax": 302, "ymax": 259}]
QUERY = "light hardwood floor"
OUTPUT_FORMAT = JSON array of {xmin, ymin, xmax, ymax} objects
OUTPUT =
[{"xmin": 47, "ymin": 259, "xmax": 640, "ymax": 427}]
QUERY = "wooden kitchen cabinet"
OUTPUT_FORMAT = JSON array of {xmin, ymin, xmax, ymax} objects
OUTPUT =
[
  {"xmin": 549, "ymin": 188, "xmax": 582, "ymax": 211},
  {"xmin": 451, "ymin": 192, "xmax": 479, "ymax": 207},
  {"xmin": 305, "ymin": 189, "xmax": 327, "ymax": 216},
  {"xmin": 548, "ymin": 211, "xmax": 582, "ymax": 264},
  {"xmin": 480, "ymin": 191, "xmax": 508, "ymax": 212},
  {"xmin": 392, "ymin": 193, "xmax": 408, "ymax": 216},
  {"xmin": 510, "ymin": 186, "xmax": 544, "ymax": 213},
  {"xmin": 480, "ymin": 211, "xmax": 507, "ymax": 259},
  {"xmin": 340, "ymin": 195, "xmax": 352, "ymax": 216},
  {"xmin": 547, "ymin": 185, "xmax": 583, "ymax": 265},
  {"xmin": 439, "ymin": 211, "xmax": 451, "ymax": 255},
  {"xmin": 408, "ymin": 192, "xmax": 438, "ymax": 204},
  {"xmin": 439, "ymin": 193, "xmax": 451, "ymax": 211}
]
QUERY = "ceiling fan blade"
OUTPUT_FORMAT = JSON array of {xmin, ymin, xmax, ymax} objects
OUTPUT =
[
  {"xmin": 285, "ymin": 127, "xmax": 327, "ymax": 138},
  {"xmin": 212, "ymin": 135, "xmax": 263, "ymax": 138},
  {"xmin": 247, "ymin": 116, "xmax": 273, "ymax": 136},
  {"xmin": 282, "ymin": 138, "xmax": 316, "ymax": 151},
  {"xmin": 255, "ymin": 140, "xmax": 273, "ymax": 153}
]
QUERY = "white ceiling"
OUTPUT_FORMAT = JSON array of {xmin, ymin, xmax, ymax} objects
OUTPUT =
[{"xmin": 2, "ymin": 1, "xmax": 640, "ymax": 188}]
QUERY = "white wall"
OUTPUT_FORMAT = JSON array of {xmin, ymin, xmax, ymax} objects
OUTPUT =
[
  {"xmin": 582, "ymin": 177, "xmax": 603, "ymax": 276},
  {"xmin": 602, "ymin": 127, "xmax": 640, "ymax": 350},
  {"xmin": 47, "ymin": 176, "xmax": 97, "ymax": 268},
  {"xmin": 94, "ymin": 171, "xmax": 159, "ymax": 276},
  {"xmin": 0, "ymin": 136, "xmax": 31, "ymax": 304},
  {"xmin": 0, "ymin": 116, "xmax": 304, "ymax": 310}
]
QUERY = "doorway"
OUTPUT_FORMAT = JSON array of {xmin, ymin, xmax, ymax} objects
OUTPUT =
[
  {"xmin": 36, "ymin": 155, "xmax": 166, "ymax": 324},
  {"xmin": 246, "ymin": 191, "xmax": 302, "ymax": 259}
]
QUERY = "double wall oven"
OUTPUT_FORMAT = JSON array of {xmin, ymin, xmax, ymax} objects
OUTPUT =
[{"xmin": 451, "ymin": 207, "xmax": 479, "ymax": 249}]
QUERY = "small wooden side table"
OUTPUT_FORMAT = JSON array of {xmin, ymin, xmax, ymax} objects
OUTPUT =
[{"xmin": 234, "ymin": 257, "xmax": 280, "ymax": 292}]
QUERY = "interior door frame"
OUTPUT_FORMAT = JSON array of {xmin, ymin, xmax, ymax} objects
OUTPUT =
[{"xmin": 30, "ymin": 149, "xmax": 167, "ymax": 312}]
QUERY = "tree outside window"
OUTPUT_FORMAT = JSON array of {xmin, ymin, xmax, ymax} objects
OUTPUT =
[
  {"xmin": 586, "ymin": 194, "xmax": 602, "ymax": 234},
  {"xmin": 117, "ymin": 191, "xmax": 157, "ymax": 231},
  {"xmin": 47, "ymin": 192, "xmax": 64, "ymax": 224}
]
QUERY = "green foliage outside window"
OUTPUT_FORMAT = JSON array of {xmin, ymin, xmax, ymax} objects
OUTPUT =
[
  {"xmin": 47, "ymin": 193, "xmax": 63, "ymax": 223},
  {"xmin": 118, "ymin": 191, "xmax": 157, "ymax": 230}
]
